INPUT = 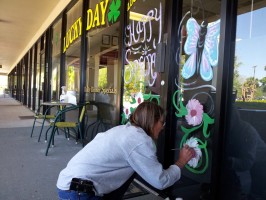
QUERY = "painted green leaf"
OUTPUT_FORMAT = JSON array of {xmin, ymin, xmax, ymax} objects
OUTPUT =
[
  {"xmin": 181, "ymin": 124, "xmax": 201, "ymax": 135},
  {"xmin": 130, "ymin": 97, "xmax": 136, "ymax": 104},
  {"xmin": 108, "ymin": 0, "xmax": 121, "ymax": 23},
  {"xmin": 202, "ymin": 113, "xmax": 215, "ymax": 138},
  {"xmin": 143, "ymin": 92, "xmax": 151, "ymax": 100},
  {"xmin": 173, "ymin": 90, "xmax": 188, "ymax": 117},
  {"xmin": 121, "ymin": 113, "xmax": 127, "ymax": 124},
  {"xmin": 130, "ymin": 107, "xmax": 136, "ymax": 114}
]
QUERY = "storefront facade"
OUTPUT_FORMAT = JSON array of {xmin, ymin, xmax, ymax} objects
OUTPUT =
[{"xmin": 8, "ymin": 0, "xmax": 266, "ymax": 199}]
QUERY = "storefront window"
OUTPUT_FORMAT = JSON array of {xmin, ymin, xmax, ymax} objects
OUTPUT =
[
  {"xmin": 27, "ymin": 52, "xmax": 31, "ymax": 107},
  {"xmin": 171, "ymin": 0, "xmax": 221, "ymax": 198},
  {"xmin": 36, "ymin": 40, "xmax": 41, "ymax": 110},
  {"xmin": 85, "ymin": 0, "xmax": 122, "ymax": 142},
  {"xmin": 12, "ymin": 69, "xmax": 17, "ymax": 98},
  {"xmin": 34, "ymin": 36, "xmax": 45, "ymax": 111},
  {"xmin": 21, "ymin": 60, "xmax": 25, "ymax": 103},
  {"xmin": 51, "ymin": 19, "xmax": 62, "ymax": 101},
  {"xmin": 122, "ymin": 0, "xmax": 166, "ymax": 123},
  {"xmin": 222, "ymin": 1, "xmax": 266, "ymax": 199},
  {"xmin": 40, "ymin": 39, "xmax": 45, "ymax": 105},
  {"xmin": 31, "ymin": 46, "xmax": 35, "ymax": 111},
  {"xmin": 64, "ymin": 0, "xmax": 82, "ymax": 102}
]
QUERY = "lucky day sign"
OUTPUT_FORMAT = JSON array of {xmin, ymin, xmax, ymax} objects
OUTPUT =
[{"xmin": 63, "ymin": 0, "xmax": 121, "ymax": 52}]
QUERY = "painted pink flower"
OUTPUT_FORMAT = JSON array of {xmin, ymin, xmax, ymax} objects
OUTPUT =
[
  {"xmin": 185, "ymin": 99, "xmax": 203, "ymax": 126},
  {"xmin": 134, "ymin": 92, "xmax": 144, "ymax": 105}
]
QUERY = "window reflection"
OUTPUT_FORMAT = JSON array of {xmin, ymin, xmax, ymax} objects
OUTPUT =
[
  {"xmin": 51, "ymin": 19, "xmax": 62, "ymax": 101},
  {"xmin": 234, "ymin": 2, "xmax": 266, "ymax": 102},
  {"xmin": 64, "ymin": 0, "xmax": 82, "ymax": 102},
  {"xmin": 36, "ymin": 40, "xmax": 41, "ymax": 111},
  {"xmin": 85, "ymin": 0, "xmax": 121, "ymax": 143},
  {"xmin": 226, "ymin": 1, "xmax": 266, "ymax": 199},
  {"xmin": 31, "ymin": 46, "xmax": 35, "ymax": 111},
  {"xmin": 63, "ymin": 1, "xmax": 82, "ymax": 123},
  {"xmin": 224, "ymin": 103, "xmax": 266, "ymax": 199}
]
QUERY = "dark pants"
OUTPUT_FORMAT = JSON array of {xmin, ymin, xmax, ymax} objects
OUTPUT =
[
  {"xmin": 57, "ymin": 189, "xmax": 101, "ymax": 200},
  {"xmin": 58, "ymin": 173, "xmax": 136, "ymax": 200}
]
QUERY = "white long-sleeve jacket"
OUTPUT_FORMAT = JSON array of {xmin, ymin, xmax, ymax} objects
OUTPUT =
[{"xmin": 57, "ymin": 123, "xmax": 181, "ymax": 195}]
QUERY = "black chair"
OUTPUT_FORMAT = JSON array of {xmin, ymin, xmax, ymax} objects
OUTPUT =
[
  {"xmin": 30, "ymin": 104, "xmax": 57, "ymax": 142},
  {"xmin": 45, "ymin": 102, "xmax": 90, "ymax": 156},
  {"xmin": 85, "ymin": 101, "xmax": 114, "ymax": 143}
]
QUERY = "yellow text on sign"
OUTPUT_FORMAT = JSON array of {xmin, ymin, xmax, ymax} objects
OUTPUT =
[
  {"xmin": 63, "ymin": 17, "xmax": 82, "ymax": 52},
  {"xmin": 86, "ymin": 0, "xmax": 109, "ymax": 31},
  {"xmin": 127, "ymin": 0, "xmax": 137, "ymax": 11}
]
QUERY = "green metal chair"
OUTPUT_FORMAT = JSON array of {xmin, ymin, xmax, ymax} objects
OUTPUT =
[
  {"xmin": 45, "ymin": 102, "xmax": 89, "ymax": 156},
  {"xmin": 30, "ymin": 104, "xmax": 57, "ymax": 142}
]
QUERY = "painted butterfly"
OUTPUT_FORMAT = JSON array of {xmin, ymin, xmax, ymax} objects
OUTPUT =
[{"xmin": 182, "ymin": 17, "xmax": 220, "ymax": 81}]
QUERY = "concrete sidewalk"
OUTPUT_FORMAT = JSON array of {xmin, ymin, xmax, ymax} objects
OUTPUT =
[
  {"xmin": 0, "ymin": 95, "xmax": 164, "ymax": 200},
  {"xmin": 0, "ymin": 95, "xmax": 83, "ymax": 200},
  {"xmin": 0, "ymin": 96, "xmax": 48, "ymax": 128}
]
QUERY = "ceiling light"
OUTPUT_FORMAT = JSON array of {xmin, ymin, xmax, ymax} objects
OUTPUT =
[{"xmin": 129, "ymin": 11, "xmax": 154, "ymax": 22}]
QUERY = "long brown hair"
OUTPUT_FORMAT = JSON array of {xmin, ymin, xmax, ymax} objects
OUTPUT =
[{"xmin": 129, "ymin": 101, "xmax": 164, "ymax": 136}]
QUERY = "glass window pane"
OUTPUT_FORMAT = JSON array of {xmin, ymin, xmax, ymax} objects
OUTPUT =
[
  {"xmin": 172, "ymin": 0, "xmax": 221, "ymax": 198},
  {"xmin": 40, "ymin": 38, "xmax": 45, "ymax": 106},
  {"xmin": 223, "ymin": 1, "xmax": 266, "ymax": 199},
  {"xmin": 36, "ymin": 41, "xmax": 41, "ymax": 110},
  {"xmin": 64, "ymin": 0, "xmax": 82, "ymax": 103},
  {"xmin": 31, "ymin": 47, "xmax": 35, "ymax": 110},
  {"xmin": 85, "ymin": 0, "xmax": 122, "ymax": 142},
  {"xmin": 122, "ymin": 0, "xmax": 166, "ymax": 122},
  {"xmin": 51, "ymin": 19, "xmax": 62, "ymax": 101}
]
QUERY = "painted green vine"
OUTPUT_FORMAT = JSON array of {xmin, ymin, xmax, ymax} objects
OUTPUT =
[{"xmin": 173, "ymin": 90, "xmax": 214, "ymax": 174}]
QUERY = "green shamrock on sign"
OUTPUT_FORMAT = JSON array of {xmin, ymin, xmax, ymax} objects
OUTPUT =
[{"xmin": 108, "ymin": 0, "xmax": 121, "ymax": 23}]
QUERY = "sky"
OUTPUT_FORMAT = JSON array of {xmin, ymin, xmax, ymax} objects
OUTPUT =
[{"xmin": 235, "ymin": 6, "xmax": 266, "ymax": 81}]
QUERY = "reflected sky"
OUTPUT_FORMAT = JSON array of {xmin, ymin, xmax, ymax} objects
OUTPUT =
[{"xmin": 236, "ymin": 7, "xmax": 266, "ymax": 80}]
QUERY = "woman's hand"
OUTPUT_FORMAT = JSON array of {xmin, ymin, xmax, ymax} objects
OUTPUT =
[{"xmin": 175, "ymin": 145, "xmax": 195, "ymax": 169}]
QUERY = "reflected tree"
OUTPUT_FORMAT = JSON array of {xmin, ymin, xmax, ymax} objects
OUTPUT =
[{"xmin": 233, "ymin": 56, "xmax": 242, "ymax": 98}]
